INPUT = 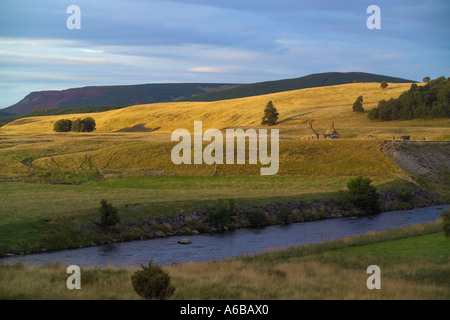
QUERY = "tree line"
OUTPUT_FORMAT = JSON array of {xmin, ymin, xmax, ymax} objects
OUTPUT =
[
  {"xmin": 368, "ymin": 76, "xmax": 450, "ymax": 121},
  {"xmin": 53, "ymin": 117, "xmax": 96, "ymax": 132}
]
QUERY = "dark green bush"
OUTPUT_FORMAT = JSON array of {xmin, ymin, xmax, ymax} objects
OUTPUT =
[
  {"xmin": 245, "ymin": 209, "xmax": 270, "ymax": 227},
  {"xmin": 346, "ymin": 176, "xmax": 380, "ymax": 214},
  {"xmin": 53, "ymin": 119, "xmax": 72, "ymax": 132},
  {"xmin": 71, "ymin": 117, "xmax": 96, "ymax": 132},
  {"xmin": 441, "ymin": 209, "xmax": 450, "ymax": 238},
  {"xmin": 352, "ymin": 96, "xmax": 364, "ymax": 113},
  {"xmin": 208, "ymin": 199, "xmax": 235, "ymax": 229},
  {"xmin": 99, "ymin": 199, "xmax": 120, "ymax": 227},
  {"xmin": 277, "ymin": 205, "xmax": 292, "ymax": 224},
  {"xmin": 398, "ymin": 188, "xmax": 413, "ymax": 202},
  {"xmin": 131, "ymin": 260, "xmax": 175, "ymax": 300}
]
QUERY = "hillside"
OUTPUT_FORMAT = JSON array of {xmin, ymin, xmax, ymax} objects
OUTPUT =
[
  {"xmin": 3, "ymin": 83, "xmax": 240, "ymax": 115},
  {"xmin": 1, "ymin": 82, "xmax": 424, "ymax": 134},
  {"xmin": 181, "ymin": 72, "xmax": 415, "ymax": 102}
]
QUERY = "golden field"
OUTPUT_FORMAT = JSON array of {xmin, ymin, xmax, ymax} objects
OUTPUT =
[{"xmin": 3, "ymin": 82, "xmax": 448, "ymax": 135}]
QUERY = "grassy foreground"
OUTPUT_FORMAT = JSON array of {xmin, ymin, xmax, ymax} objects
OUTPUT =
[{"xmin": 1, "ymin": 221, "xmax": 448, "ymax": 300}]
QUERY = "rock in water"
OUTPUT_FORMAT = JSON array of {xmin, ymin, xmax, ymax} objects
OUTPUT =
[{"xmin": 178, "ymin": 238, "xmax": 192, "ymax": 244}]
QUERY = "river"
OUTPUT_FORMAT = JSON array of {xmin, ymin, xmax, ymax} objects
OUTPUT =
[{"xmin": 1, "ymin": 205, "xmax": 448, "ymax": 268}]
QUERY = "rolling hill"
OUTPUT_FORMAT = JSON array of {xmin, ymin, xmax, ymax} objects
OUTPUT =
[
  {"xmin": 2, "ymin": 72, "xmax": 414, "ymax": 116},
  {"xmin": 2, "ymin": 83, "xmax": 241, "ymax": 115},
  {"xmin": 1, "ymin": 82, "xmax": 425, "ymax": 134},
  {"xmin": 180, "ymin": 72, "xmax": 415, "ymax": 102}
]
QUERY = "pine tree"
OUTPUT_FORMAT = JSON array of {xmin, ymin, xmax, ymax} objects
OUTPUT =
[{"xmin": 261, "ymin": 101, "xmax": 279, "ymax": 126}]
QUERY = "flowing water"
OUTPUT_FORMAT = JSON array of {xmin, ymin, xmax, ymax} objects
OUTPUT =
[{"xmin": 1, "ymin": 205, "xmax": 448, "ymax": 268}]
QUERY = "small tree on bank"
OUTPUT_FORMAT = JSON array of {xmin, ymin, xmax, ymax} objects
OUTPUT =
[
  {"xmin": 208, "ymin": 199, "xmax": 235, "ymax": 229},
  {"xmin": 346, "ymin": 176, "xmax": 380, "ymax": 214},
  {"xmin": 99, "ymin": 199, "xmax": 120, "ymax": 227},
  {"xmin": 380, "ymin": 81, "xmax": 388, "ymax": 89},
  {"xmin": 352, "ymin": 95, "xmax": 364, "ymax": 112},
  {"xmin": 423, "ymin": 76, "xmax": 430, "ymax": 83},
  {"xmin": 261, "ymin": 101, "xmax": 279, "ymax": 126}
]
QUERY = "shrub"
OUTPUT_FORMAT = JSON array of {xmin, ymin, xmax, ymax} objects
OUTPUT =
[
  {"xmin": 131, "ymin": 260, "xmax": 175, "ymax": 300},
  {"xmin": 398, "ymin": 188, "xmax": 413, "ymax": 202},
  {"xmin": 53, "ymin": 119, "xmax": 72, "ymax": 132},
  {"xmin": 245, "ymin": 209, "xmax": 270, "ymax": 227},
  {"xmin": 208, "ymin": 199, "xmax": 235, "ymax": 229},
  {"xmin": 441, "ymin": 209, "xmax": 450, "ymax": 238},
  {"xmin": 99, "ymin": 199, "xmax": 120, "ymax": 227},
  {"xmin": 277, "ymin": 205, "xmax": 292, "ymax": 224},
  {"xmin": 380, "ymin": 81, "xmax": 388, "ymax": 89},
  {"xmin": 352, "ymin": 96, "xmax": 364, "ymax": 113},
  {"xmin": 346, "ymin": 176, "xmax": 380, "ymax": 214}
]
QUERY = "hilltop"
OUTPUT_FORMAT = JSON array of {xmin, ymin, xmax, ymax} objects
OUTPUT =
[{"xmin": 181, "ymin": 72, "xmax": 415, "ymax": 102}]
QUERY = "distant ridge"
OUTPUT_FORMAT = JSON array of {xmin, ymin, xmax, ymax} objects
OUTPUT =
[
  {"xmin": 2, "ymin": 72, "xmax": 415, "ymax": 115},
  {"xmin": 180, "ymin": 72, "xmax": 416, "ymax": 102},
  {"xmin": 3, "ymin": 83, "xmax": 241, "ymax": 115}
]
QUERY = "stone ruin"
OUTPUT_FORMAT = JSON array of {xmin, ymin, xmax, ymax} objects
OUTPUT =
[
  {"xmin": 323, "ymin": 122, "xmax": 340, "ymax": 139},
  {"xmin": 304, "ymin": 122, "xmax": 319, "ymax": 139},
  {"xmin": 303, "ymin": 122, "xmax": 340, "ymax": 139}
]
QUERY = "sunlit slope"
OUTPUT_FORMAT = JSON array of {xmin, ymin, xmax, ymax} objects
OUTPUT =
[{"xmin": 1, "ymin": 83, "xmax": 416, "ymax": 133}]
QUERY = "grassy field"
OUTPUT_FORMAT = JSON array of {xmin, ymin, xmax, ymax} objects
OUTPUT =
[
  {"xmin": 0, "ymin": 132, "xmax": 405, "ymax": 177},
  {"xmin": 0, "ymin": 128, "xmax": 416, "ymax": 255},
  {"xmin": 1, "ymin": 221, "xmax": 448, "ymax": 300},
  {"xmin": 0, "ymin": 175, "xmax": 406, "ymax": 254},
  {"xmin": 3, "ymin": 82, "xmax": 449, "ymax": 141}
]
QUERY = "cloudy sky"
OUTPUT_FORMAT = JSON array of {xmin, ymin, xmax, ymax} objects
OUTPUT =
[{"xmin": 0, "ymin": 0, "xmax": 449, "ymax": 109}]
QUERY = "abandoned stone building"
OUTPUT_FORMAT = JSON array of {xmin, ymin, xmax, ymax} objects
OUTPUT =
[
  {"xmin": 304, "ymin": 122, "xmax": 320, "ymax": 139},
  {"xmin": 303, "ymin": 122, "xmax": 340, "ymax": 139},
  {"xmin": 323, "ymin": 122, "xmax": 340, "ymax": 139}
]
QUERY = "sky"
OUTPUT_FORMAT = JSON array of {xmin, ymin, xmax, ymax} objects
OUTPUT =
[{"xmin": 0, "ymin": 0, "xmax": 449, "ymax": 109}]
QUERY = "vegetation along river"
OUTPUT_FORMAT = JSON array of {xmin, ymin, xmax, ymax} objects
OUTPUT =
[{"xmin": 1, "ymin": 205, "xmax": 448, "ymax": 268}]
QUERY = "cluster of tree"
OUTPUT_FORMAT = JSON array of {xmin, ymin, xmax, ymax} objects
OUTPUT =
[
  {"xmin": 53, "ymin": 117, "xmax": 96, "ymax": 132},
  {"xmin": 352, "ymin": 96, "xmax": 364, "ymax": 112},
  {"xmin": 368, "ymin": 76, "xmax": 450, "ymax": 121},
  {"xmin": 0, "ymin": 105, "xmax": 125, "ymax": 128}
]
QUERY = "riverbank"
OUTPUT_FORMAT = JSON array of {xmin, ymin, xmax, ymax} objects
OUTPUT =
[
  {"xmin": 1, "ymin": 221, "xmax": 448, "ymax": 300},
  {"xmin": 0, "ymin": 187, "xmax": 441, "ymax": 257}
]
